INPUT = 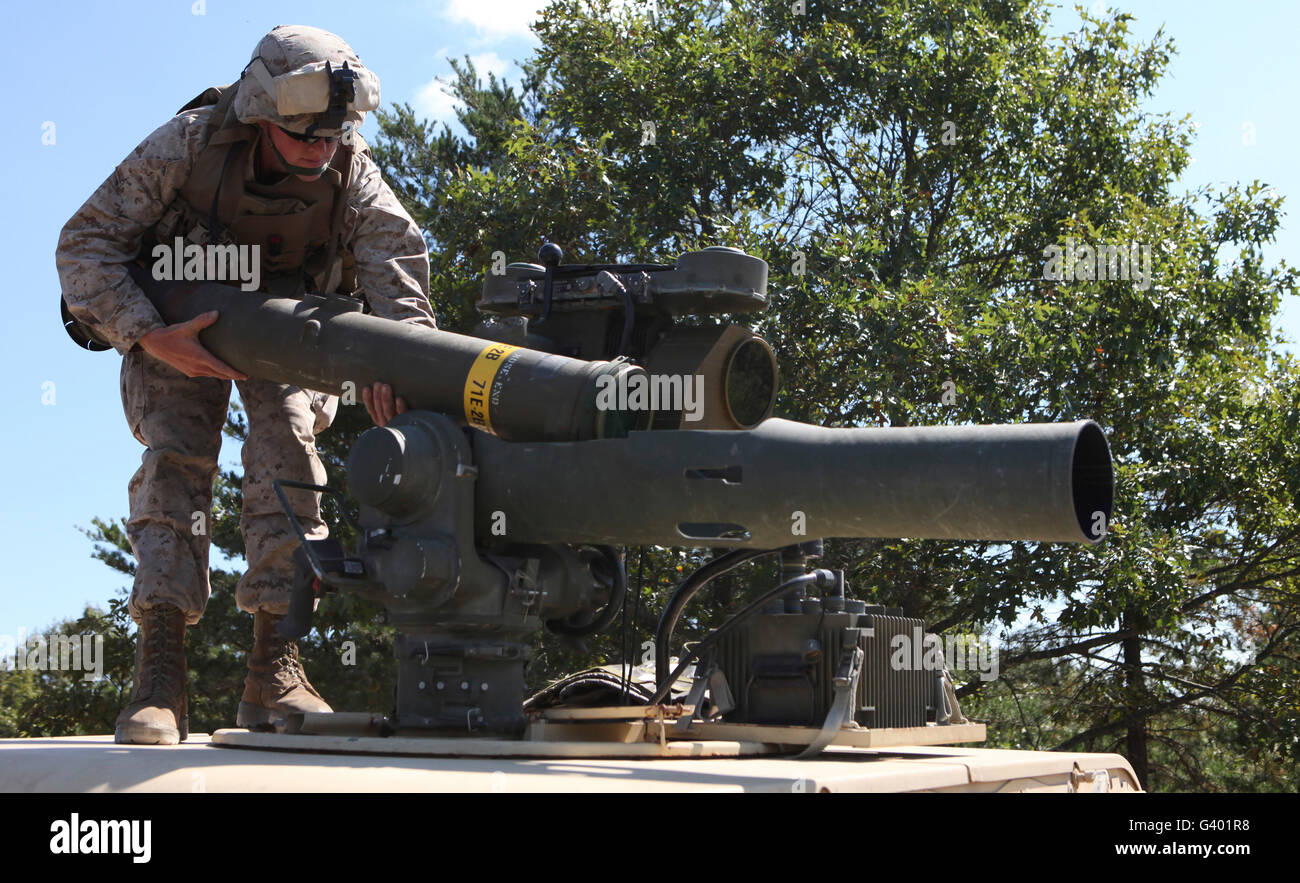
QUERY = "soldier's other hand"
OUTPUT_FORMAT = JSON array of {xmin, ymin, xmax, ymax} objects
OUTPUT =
[
  {"xmin": 138, "ymin": 312, "xmax": 249, "ymax": 380},
  {"xmin": 362, "ymin": 382, "xmax": 408, "ymax": 427}
]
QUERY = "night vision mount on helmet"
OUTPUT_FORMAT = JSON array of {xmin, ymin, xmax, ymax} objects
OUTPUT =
[{"xmin": 235, "ymin": 25, "xmax": 379, "ymax": 141}]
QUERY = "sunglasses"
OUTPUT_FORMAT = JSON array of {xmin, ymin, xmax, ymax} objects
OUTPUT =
[{"xmin": 276, "ymin": 125, "xmax": 338, "ymax": 146}]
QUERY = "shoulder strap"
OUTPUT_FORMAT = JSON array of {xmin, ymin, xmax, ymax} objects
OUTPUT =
[
  {"xmin": 321, "ymin": 146, "xmax": 355, "ymax": 292},
  {"xmin": 176, "ymin": 86, "xmax": 225, "ymax": 114},
  {"xmin": 175, "ymin": 83, "xmax": 240, "ymax": 149}
]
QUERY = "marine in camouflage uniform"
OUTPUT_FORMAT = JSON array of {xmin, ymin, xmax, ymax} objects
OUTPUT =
[{"xmin": 56, "ymin": 25, "xmax": 436, "ymax": 744}]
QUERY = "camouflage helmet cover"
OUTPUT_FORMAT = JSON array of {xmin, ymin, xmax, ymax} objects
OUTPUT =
[{"xmin": 234, "ymin": 24, "xmax": 380, "ymax": 138}]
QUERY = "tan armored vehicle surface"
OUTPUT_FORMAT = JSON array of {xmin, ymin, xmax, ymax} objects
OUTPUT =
[{"xmin": 0, "ymin": 731, "xmax": 1139, "ymax": 793}]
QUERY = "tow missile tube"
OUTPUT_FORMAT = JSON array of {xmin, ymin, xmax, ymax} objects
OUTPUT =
[
  {"xmin": 470, "ymin": 418, "xmax": 1114, "ymax": 547},
  {"xmin": 132, "ymin": 273, "xmax": 648, "ymax": 442}
]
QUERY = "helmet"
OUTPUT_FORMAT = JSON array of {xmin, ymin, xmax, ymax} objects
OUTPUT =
[{"xmin": 234, "ymin": 25, "xmax": 380, "ymax": 142}]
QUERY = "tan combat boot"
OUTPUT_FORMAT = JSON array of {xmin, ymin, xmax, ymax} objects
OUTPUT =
[
  {"xmin": 114, "ymin": 604, "xmax": 189, "ymax": 744},
  {"xmin": 236, "ymin": 610, "xmax": 332, "ymax": 731}
]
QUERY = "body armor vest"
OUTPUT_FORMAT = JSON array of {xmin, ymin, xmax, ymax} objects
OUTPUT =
[
  {"xmin": 61, "ymin": 84, "xmax": 361, "ymax": 351},
  {"xmin": 144, "ymin": 84, "xmax": 358, "ymax": 297}
]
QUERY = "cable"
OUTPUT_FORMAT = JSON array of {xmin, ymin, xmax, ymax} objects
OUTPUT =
[
  {"xmin": 627, "ymin": 548, "xmax": 646, "ymax": 703},
  {"xmin": 648, "ymin": 569, "xmax": 832, "ymax": 706},
  {"xmin": 619, "ymin": 547, "xmax": 632, "ymax": 705},
  {"xmin": 654, "ymin": 548, "xmax": 777, "ymax": 688}
]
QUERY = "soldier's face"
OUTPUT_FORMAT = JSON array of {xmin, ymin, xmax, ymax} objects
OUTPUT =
[{"xmin": 260, "ymin": 122, "xmax": 339, "ymax": 180}]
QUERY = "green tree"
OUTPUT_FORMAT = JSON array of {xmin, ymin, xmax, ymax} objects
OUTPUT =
[{"xmin": 365, "ymin": 0, "xmax": 1299, "ymax": 790}]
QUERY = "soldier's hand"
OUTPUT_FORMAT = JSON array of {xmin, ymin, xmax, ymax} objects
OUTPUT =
[
  {"xmin": 138, "ymin": 312, "xmax": 249, "ymax": 380},
  {"xmin": 362, "ymin": 382, "xmax": 408, "ymax": 427}
]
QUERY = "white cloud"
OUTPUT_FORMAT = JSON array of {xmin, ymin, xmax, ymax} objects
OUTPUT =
[
  {"xmin": 411, "ymin": 53, "xmax": 517, "ymax": 126},
  {"xmin": 441, "ymin": 0, "xmax": 551, "ymax": 40},
  {"xmin": 414, "ymin": 75, "xmax": 463, "ymax": 126},
  {"xmin": 469, "ymin": 51, "xmax": 512, "ymax": 81},
  {"xmin": 438, "ymin": 0, "xmax": 652, "ymax": 42}
]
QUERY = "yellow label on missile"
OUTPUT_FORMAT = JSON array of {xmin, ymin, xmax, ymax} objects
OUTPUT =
[{"xmin": 463, "ymin": 342, "xmax": 520, "ymax": 435}]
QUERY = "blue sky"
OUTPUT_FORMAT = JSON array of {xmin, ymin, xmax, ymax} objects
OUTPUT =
[{"xmin": 2, "ymin": 0, "xmax": 1297, "ymax": 638}]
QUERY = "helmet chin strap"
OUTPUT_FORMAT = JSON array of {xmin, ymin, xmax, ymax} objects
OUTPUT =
[{"xmin": 265, "ymin": 130, "xmax": 330, "ymax": 177}]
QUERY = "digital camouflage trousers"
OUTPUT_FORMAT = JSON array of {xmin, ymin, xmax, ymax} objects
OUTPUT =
[{"xmin": 119, "ymin": 349, "xmax": 337, "ymax": 625}]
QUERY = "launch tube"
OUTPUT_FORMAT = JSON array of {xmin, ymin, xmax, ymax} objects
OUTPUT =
[
  {"xmin": 136, "ymin": 276, "xmax": 648, "ymax": 441},
  {"xmin": 471, "ymin": 419, "xmax": 1114, "ymax": 546}
]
